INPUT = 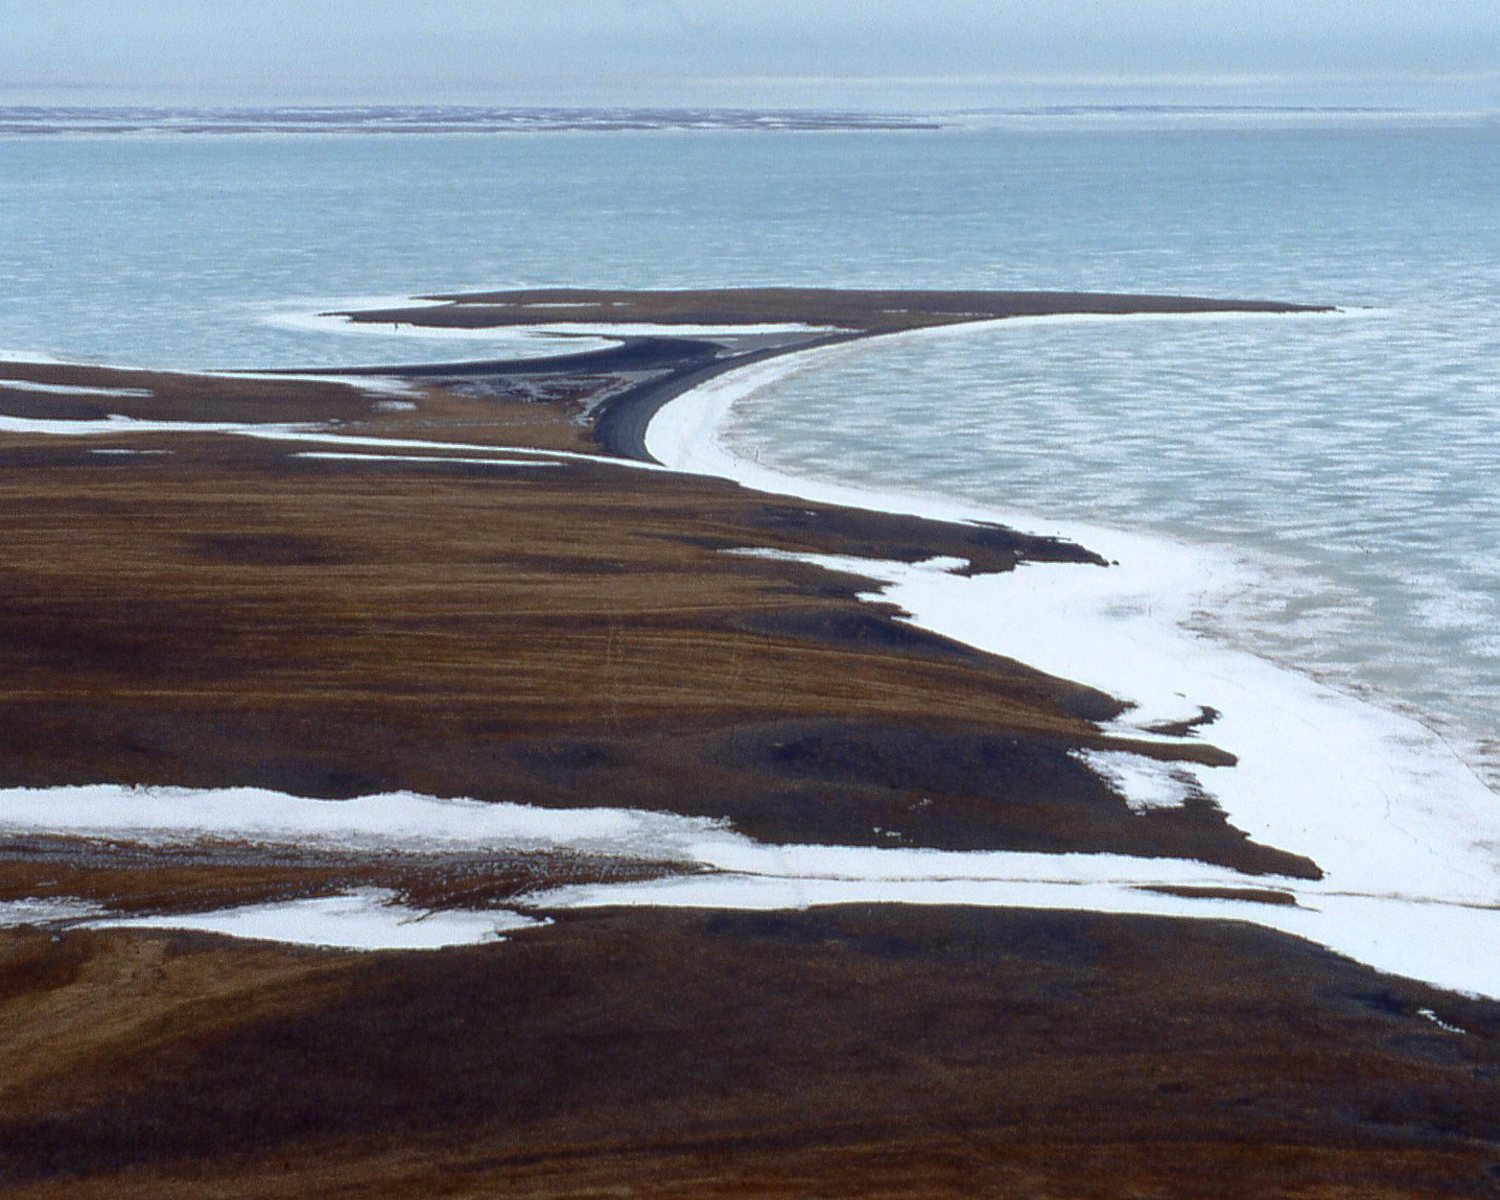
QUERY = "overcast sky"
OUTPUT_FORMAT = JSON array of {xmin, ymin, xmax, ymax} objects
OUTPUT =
[{"xmin": 2, "ymin": 0, "xmax": 1496, "ymax": 108}]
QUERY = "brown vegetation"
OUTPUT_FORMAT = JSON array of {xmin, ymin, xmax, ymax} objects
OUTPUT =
[
  {"xmin": 1, "ymin": 907, "xmax": 1498, "ymax": 1197},
  {"xmin": 5, "ymin": 290, "xmax": 1441, "ymax": 1196},
  {"xmin": 0, "ymin": 413, "xmax": 1306, "ymax": 874}
]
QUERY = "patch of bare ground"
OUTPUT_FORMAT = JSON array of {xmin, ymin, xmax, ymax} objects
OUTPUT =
[
  {"xmin": 345, "ymin": 285, "xmax": 1332, "ymax": 332},
  {"xmin": 0, "ymin": 926, "xmax": 356, "ymax": 1128},
  {"xmin": 0, "ymin": 837, "xmax": 691, "ymax": 916},
  {"xmin": 0, "ymin": 907, "xmax": 1497, "ymax": 1197},
  {"xmin": 1141, "ymin": 884, "xmax": 1301, "ymax": 906}
]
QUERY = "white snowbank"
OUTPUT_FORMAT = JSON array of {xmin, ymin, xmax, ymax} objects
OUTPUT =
[
  {"xmin": 0, "ymin": 783, "xmax": 727, "ymax": 857},
  {"xmin": 489, "ymin": 322, "xmax": 836, "ymax": 338},
  {"xmin": 219, "ymin": 370, "xmax": 425, "ymax": 398},
  {"xmin": 529, "ymin": 869, "xmax": 1500, "ymax": 999},
  {"xmin": 252, "ymin": 429, "xmax": 667, "ymax": 470},
  {"xmin": 87, "ymin": 889, "xmax": 544, "ymax": 951},
  {"xmin": 0, "ymin": 379, "xmax": 152, "ymax": 398},
  {"xmin": 0, "ymin": 413, "xmax": 301, "ymax": 438}
]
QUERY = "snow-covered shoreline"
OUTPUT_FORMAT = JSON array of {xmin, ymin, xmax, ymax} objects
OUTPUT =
[
  {"xmin": 6, "ymin": 315, "xmax": 1500, "ymax": 995},
  {"xmin": 641, "ymin": 318, "xmax": 1500, "ymax": 995}
]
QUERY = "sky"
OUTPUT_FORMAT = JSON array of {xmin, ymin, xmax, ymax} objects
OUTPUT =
[{"xmin": 1, "ymin": 0, "xmax": 1496, "ymax": 109}]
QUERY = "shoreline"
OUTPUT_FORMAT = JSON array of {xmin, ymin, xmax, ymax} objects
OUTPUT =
[
  {"xmin": 6, "ymin": 288, "xmax": 1500, "ymax": 999},
  {"xmin": 631, "ymin": 313, "xmax": 1500, "ymax": 996},
  {"xmin": 651, "ymin": 308, "xmax": 1500, "ymax": 797},
  {"xmin": 7, "ymin": 288, "xmax": 1500, "ymax": 1195}
]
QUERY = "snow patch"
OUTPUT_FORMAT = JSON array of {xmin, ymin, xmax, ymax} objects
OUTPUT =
[
  {"xmin": 0, "ymin": 897, "xmax": 107, "ymax": 927},
  {"xmin": 215, "ymin": 370, "xmax": 425, "ymax": 398},
  {"xmin": 88, "ymin": 448, "xmax": 173, "ymax": 457},
  {"xmin": 1417, "ymin": 1007, "xmax": 1466, "ymax": 1034},
  {"xmin": 0, "ymin": 379, "xmax": 152, "ymax": 398},
  {"xmin": 87, "ymin": 889, "xmax": 545, "ymax": 951},
  {"xmin": 0, "ymin": 413, "xmax": 667, "ymax": 472},
  {"xmin": 0, "ymin": 783, "xmax": 727, "ymax": 858},
  {"xmin": 1074, "ymin": 749, "xmax": 1196, "ymax": 812}
]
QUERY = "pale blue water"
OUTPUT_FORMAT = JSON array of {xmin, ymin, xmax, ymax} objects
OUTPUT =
[{"xmin": 2, "ymin": 108, "xmax": 1497, "ymax": 780}]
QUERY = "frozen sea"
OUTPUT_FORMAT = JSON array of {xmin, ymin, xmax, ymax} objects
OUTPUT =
[{"xmin": 2, "ymin": 104, "xmax": 1498, "ymax": 789}]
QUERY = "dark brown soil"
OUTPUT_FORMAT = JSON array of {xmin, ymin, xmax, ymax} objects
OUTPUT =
[
  {"xmin": 1140, "ymin": 883, "xmax": 1301, "ymax": 906},
  {"xmin": 0, "ymin": 907, "xmax": 1496, "ymax": 1197}
]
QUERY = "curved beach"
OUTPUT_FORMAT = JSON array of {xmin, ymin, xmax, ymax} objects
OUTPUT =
[
  {"xmin": 638, "ymin": 315, "xmax": 1500, "ymax": 996},
  {"xmin": 2, "ymin": 288, "xmax": 1496, "ymax": 993},
  {"xmin": 3, "ymin": 289, "xmax": 1500, "ymax": 1198}
]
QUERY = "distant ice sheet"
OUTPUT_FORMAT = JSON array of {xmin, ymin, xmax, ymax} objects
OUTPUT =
[{"xmin": 0, "ymin": 106, "xmax": 942, "ymax": 138}]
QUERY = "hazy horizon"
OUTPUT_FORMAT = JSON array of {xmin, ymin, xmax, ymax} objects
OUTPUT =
[{"xmin": 1, "ymin": 1, "xmax": 1496, "ymax": 113}]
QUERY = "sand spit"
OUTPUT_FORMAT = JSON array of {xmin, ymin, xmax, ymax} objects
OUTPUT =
[{"xmin": 9, "ymin": 288, "xmax": 1499, "ymax": 1198}]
